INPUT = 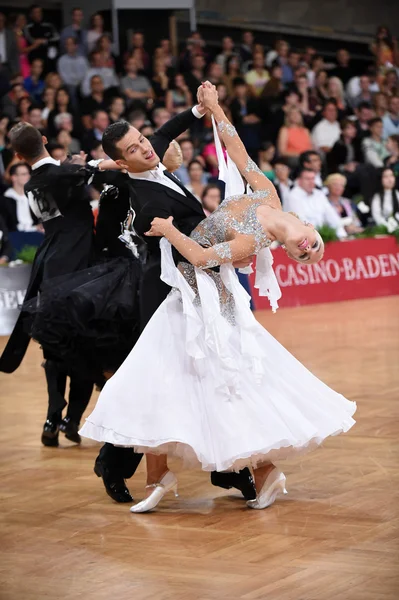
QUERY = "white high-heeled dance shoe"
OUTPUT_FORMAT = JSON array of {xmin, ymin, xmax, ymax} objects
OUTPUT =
[
  {"xmin": 247, "ymin": 468, "xmax": 287, "ymax": 510},
  {"xmin": 130, "ymin": 471, "xmax": 179, "ymax": 513}
]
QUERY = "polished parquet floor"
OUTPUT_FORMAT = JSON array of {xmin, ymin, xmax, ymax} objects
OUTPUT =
[{"xmin": 0, "ymin": 296, "xmax": 398, "ymax": 600}]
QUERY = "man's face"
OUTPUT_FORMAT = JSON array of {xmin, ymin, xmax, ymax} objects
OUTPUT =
[
  {"xmin": 209, "ymin": 63, "xmax": 223, "ymax": 80},
  {"xmin": 243, "ymin": 31, "xmax": 254, "ymax": 46},
  {"xmin": 299, "ymin": 171, "xmax": 316, "ymax": 194},
  {"xmin": 91, "ymin": 52, "xmax": 103, "ymax": 68},
  {"xmin": 337, "ymin": 49, "xmax": 349, "ymax": 65},
  {"xmin": 66, "ymin": 38, "xmax": 77, "ymax": 55},
  {"xmin": 181, "ymin": 141, "xmax": 194, "ymax": 162},
  {"xmin": 12, "ymin": 165, "xmax": 30, "ymax": 188},
  {"xmin": 153, "ymin": 109, "xmax": 171, "ymax": 128},
  {"xmin": 112, "ymin": 97, "xmax": 125, "ymax": 115},
  {"xmin": 28, "ymin": 109, "xmax": 42, "ymax": 129},
  {"xmin": 115, "ymin": 126, "xmax": 159, "ymax": 173},
  {"xmin": 253, "ymin": 54, "xmax": 264, "ymax": 69},
  {"xmin": 288, "ymin": 52, "xmax": 300, "ymax": 68},
  {"xmin": 31, "ymin": 59, "xmax": 43, "ymax": 77},
  {"xmin": 371, "ymin": 120, "xmax": 383, "ymax": 138},
  {"xmin": 360, "ymin": 76, "xmax": 370, "ymax": 92},
  {"xmin": 359, "ymin": 107, "xmax": 373, "ymax": 123},
  {"xmin": 133, "ymin": 33, "xmax": 144, "ymax": 48},
  {"xmin": 274, "ymin": 163, "xmax": 289, "ymax": 181},
  {"xmin": 93, "ymin": 111, "xmax": 109, "ymax": 132},
  {"xmin": 343, "ymin": 124, "xmax": 357, "ymax": 140},
  {"xmin": 51, "ymin": 148, "xmax": 67, "ymax": 162},
  {"xmin": 73, "ymin": 9, "xmax": 84, "ymax": 25},
  {"xmin": 126, "ymin": 58, "xmax": 138, "ymax": 74},
  {"xmin": 304, "ymin": 153, "xmax": 322, "ymax": 173},
  {"xmin": 223, "ymin": 37, "xmax": 234, "ymax": 52},
  {"xmin": 91, "ymin": 76, "xmax": 104, "ymax": 94},
  {"xmin": 31, "ymin": 7, "xmax": 42, "ymax": 23},
  {"xmin": 389, "ymin": 96, "xmax": 399, "ymax": 116},
  {"xmin": 192, "ymin": 55, "xmax": 205, "ymax": 71},
  {"xmin": 324, "ymin": 103, "xmax": 338, "ymax": 122}
]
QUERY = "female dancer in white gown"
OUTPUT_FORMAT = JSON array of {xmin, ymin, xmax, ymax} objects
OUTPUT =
[{"xmin": 80, "ymin": 83, "xmax": 356, "ymax": 512}]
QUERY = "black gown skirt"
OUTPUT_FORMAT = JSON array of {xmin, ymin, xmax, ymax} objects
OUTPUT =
[{"xmin": 22, "ymin": 257, "xmax": 141, "ymax": 380}]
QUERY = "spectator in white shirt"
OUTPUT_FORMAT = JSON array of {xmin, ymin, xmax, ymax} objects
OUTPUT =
[
  {"xmin": 299, "ymin": 150, "xmax": 324, "ymax": 189},
  {"xmin": 362, "ymin": 117, "xmax": 390, "ymax": 167},
  {"xmin": 285, "ymin": 168, "xmax": 347, "ymax": 238},
  {"xmin": 1, "ymin": 163, "xmax": 36, "ymax": 231},
  {"xmin": 371, "ymin": 167, "xmax": 399, "ymax": 227},
  {"xmin": 312, "ymin": 100, "xmax": 341, "ymax": 154},
  {"xmin": 215, "ymin": 36, "xmax": 236, "ymax": 73},
  {"xmin": 273, "ymin": 158, "xmax": 293, "ymax": 209}
]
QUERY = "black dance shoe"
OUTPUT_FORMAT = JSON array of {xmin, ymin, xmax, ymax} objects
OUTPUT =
[
  {"xmin": 59, "ymin": 417, "xmax": 81, "ymax": 444},
  {"xmin": 41, "ymin": 420, "xmax": 59, "ymax": 447},
  {"xmin": 94, "ymin": 458, "xmax": 134, "ymax": 503},
  {"xmin": 211, "ymin": 468, "xmax": 257, "ymax": 501}
]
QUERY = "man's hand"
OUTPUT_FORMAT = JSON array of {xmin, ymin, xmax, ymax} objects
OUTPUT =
[
  {"xmin": 197, "ymin": 81, "xmax": 218, "ymax": 111},
  {"xmin": 69, "ymin": 151, "xmax": 87, "ymax": 166},
  {"xmin": 232, "ymin": 255, "xmax": 255, "ymax": 269}
]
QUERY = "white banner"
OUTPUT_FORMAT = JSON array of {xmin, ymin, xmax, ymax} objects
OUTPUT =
[{"xmin": 0, "ymin": 265, "xmax": 31, "ymax": 336}]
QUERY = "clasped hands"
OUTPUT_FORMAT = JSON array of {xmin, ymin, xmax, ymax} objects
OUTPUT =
[{"xmin": 196, "ymin": 81, "xmax": 219, "ymax": 113}]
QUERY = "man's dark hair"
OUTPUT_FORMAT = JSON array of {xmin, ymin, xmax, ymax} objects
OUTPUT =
[
  {"xmin": 369, "ymin": 117, "xmax": 383, "ymax": 127},
  {"xmin": 47, "ymin": 142, "xmax": 65, "ymax": 155},
  {"xmin": 299, "ymin": 150, "xmax": 320, "ymax": 166},
  {"xmin": 9, "ymin": 122, "xmax": 44, "ymax": 161},
  {"xmin": 179, "ymin": 137, "xmax": 193, "ymax": 146},
  {"xmin": 357, "ymin": 101, "xmax": 372, "ymax": 112},
  {"xmin": 341, "ymin": 118, "xmax": 356, "ymax": 130},
  {"xmin": 28, "ymin": 103, "xmax": 42, "ymax": 114},
  {"xmin": 102, "ymin": 120, "xmax": 130, "ymax": 160},
  {"xmin": 72, "ymin": 7, "xmax": 82, "ymax": 13},
  {"xmin": 9, "ymin": 162, "xmax": 30, "ymax": 177},
  {"xmin": 298, "ymin": 167, "xmax": 315, "ymax": 178},
  {"xmin": 324, "ymin": 98, "xmax": 338, "ymax": 108},
  {"xmin": 232, "ymin": 77, "xmax": 246, "ymax": 88}
]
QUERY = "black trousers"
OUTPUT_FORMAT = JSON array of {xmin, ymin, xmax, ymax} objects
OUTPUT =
[
  {"xmin": 97, "ymin": 443, "xmax": 143, "ymax": 480},
  {"xmin": 44, "ymin": 359, "xmax": 93, "ymax": 424}
]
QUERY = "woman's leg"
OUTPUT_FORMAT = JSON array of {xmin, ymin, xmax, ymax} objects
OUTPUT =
[
  {"xmin": 146, "ymin": 453, "xmax": 169, "ymax": 490},
  {"xmin": 253, "ymin": 461, "xmax": 276, "ymax": 494}
]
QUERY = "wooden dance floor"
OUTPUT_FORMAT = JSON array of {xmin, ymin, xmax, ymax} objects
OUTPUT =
[{"xmin": 0, "ymin": 296, "xmax": 398, "ymax": 600}]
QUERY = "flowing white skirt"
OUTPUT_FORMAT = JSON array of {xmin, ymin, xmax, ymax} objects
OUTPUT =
[{"xmin": 80, "ymin": 240, "xmax": 356, "ymax": 472}]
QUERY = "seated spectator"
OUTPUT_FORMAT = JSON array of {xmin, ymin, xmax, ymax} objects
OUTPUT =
[
  {"xmin": 0, "ymin": 214, "xmax": 12, "ymax": 264},
  {"xmin": 81, "ymin": 75, "xmax": 108, "ymax": 129},
  {"xmin": 216, "ymin": 83, "xmax": 232, "ymax": 120},
  {"xmin": 380, "ymin": 69, "xmax": 399, "ymax": 97},
  {"xmin": 307, "ymin": 55, "xmax": 325, "ymax": 89},
  {"xmin": 277, "ymin": 107, "xmax": 312, "ymax": 167},
  {"xmin": 271, "ymin": 89, "xmax": 301, "ymax": 141},
  {"xmin": 239, "ymin": 30, "xmax": 255, "ymax": 66},
  {"xmin": 121, "ymin": 57, "xmax": 154, "ymax": 110},
  {"xmin": 207, "ymin": 62, "xmax": 224, "ymax": 87},
  {"xmin": 382, "ymin": 95, "xmax": 399, "ymax": 140},
  {"xmin": 373, "ymin": 92, "xmax": 388, "ymax": 118},
  {"xmin": 215, "ymin": 36, "xmax": 236, "ymax": 73},
  {"xmin": 291, "ymin": 73, "xmax": 313, "ymax": 118},
  {"xmin": 13, "ymin": 13, "xmax": 34, "ymax": 80},
  {"xmin": 60, "ymin": 7, "xmax": 88, "ymax": 56},
  {"xmin": 108, "ymin": 96, "xmax": 126, "ymax": 123},
  {"xmin": 201, "ymin": 184, "xmax": 222, "ymax": 216},
  {"xmin": 129, "ymin": 109, "xmax": 146, "ymax": 130},
  {"xmin": 17, "ymin": 96, "xmax": 33, "ymax": 123},
  {"xmin": 311, "ymin": 100, "xmax": 341, "ymax": 154},
  {"xmin": 140, "ymin": 123, "xmax": 154, "ymax": 138},
  {"xmin": 327, "ymin": 119, "xmax": 363, "ymax": 174},
  {"xmin": 41, "ymin": 87, "xmax": 56, "ymax": 126},
  {"xmin": 47, "ymin": 142, "xmax": 67, "ymax": 162},
  {"xmin": 309, "ymin": 69, "xmax": 329, "ymax": 112},
  {"xmin": 87, "ymin": 13, "xmax": 105, "ymax": 53},
  {"xmin": 331, "ymin": 49, "xmax": 355, "ymax": 85},
  {"xmin": 266, "ymin": 39, "xmax": 289, "ymax": 69},
  {"xmin": 371, "ymin": 167, "xmax": 399, "ymax": 227},
  {"xmin": 346, "ymin": 66, "xmax": 380, "ymax": 103},
  {"xmin": 327, "ymin": 76, "xmax": 348, "ymax": 115},
  {"xmin": 174, "ymin": 138, "xmax": 195, "ymax": 185},
  {"xmin": 56, "ymin": 129, "xmax": 81, "ymax": 155},
  {"xmin": 362, "ymin": 117, "xmax": 390, "ymax": 167},
  {"xmin": 385, "ymin": 134, "xmax": 399, "ymax": 181},
  {"xmin": 23, "ymin": 58, "xmax": 45, "ymax": 102},
  {"xmin": 152, "ymin": 58, "xmax": 170, "ymax": 105},
  {"xmin": 285, "ymin": 168, "xmax": 347, "ymax": 238},
  {"xmin": 166, "ymin": 74, "xmax": 192, "ymax": 115},
  {"xmin": 95, "ymin": 34, "xmax": 115, "ymax": 69},
  {"xmin": 260, "ymin": 64, "xmax": 283, "ymax": 99},
  {"xmin": 299, "ymin": 150, "xmax": 323, "ymax": 188},
  {"xmin": 245, "ymin": 52, "xmax": 269, "ymax": 96},
  {"xmin": 184, "ymin": 55, "xmax": 206, "ymax": 100},
  {"xmin": 325, "ymin": 173, "xmax": 364, "ymax": 234},
  {"xmin": 27, "ymin": 105, "xmax": 44, "ymax": 131},
  {"xmin": 156, "ymin": 38, "xmax": 176, "ymax": 71},
  {"xmin": 353, "ymin": 101, "xmax": 374, "ymax": 148},
  {"xmin": 57, "ymin": 37, "xmax": 89, "ymax": 98},
  {"xmin": 349, "ymin": 75, "xmax": 374, "ymax": 109},
  {"xmin": 152, "ymin": 107, "xmax": 171, "ymax": 129},
  {"xmin": 223, "ymin": 55, "xmax": 241, "ymax": 95},
  {"xmin": 1, "ymin": 83, "xmax": 27, "ymax": 121},
  {"xmin": 282, "ymin": 49, "xmax": 300, "ymax": 85},
  {"xmin": 258, "ymin": 142, "xmax": 276, "ymax": 181},
  {"xmin": 370, "ymin": 26, "xmax": 397, "ymax": 71},
  {"xmin": 82, "ymin": 109, "xmax": 109, "ymax": 152},
  {"xmin": 54, "ymin": 112, "xmax": 80, "ymax": 152},
  {"xmin": 186, "ymin": 160, "xmax": 208, "ymax": 200},
  {"xmin": 0, "ymin": 162, "xmax": 37, "ymax": 231},
  {"xmin": 301, "ymin": 45, "xmax": 317, "ymax": 70},
  {"xmin": 230, "ymin": 77, "xmax": 261, "ymax": 160},
  {"xmin": 128, "ymin": 31, "xmax": 151, "ymax": 74},
  {"xmin": 273, "ymin": 158, "xmax": 293, "ymax": 208},
  {"xmin": 44, "ymin": 71, "xmax": 63, "ymax": 92},
  {"xmin": 47, "ymin": 87, "xmax": 79, "ymax": 138},
  {"xmin": 81, "ymin": 50, "xmax": 119, "ymax": 97}
]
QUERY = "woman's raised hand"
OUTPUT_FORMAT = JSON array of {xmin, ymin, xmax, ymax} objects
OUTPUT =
[
  {"xmin": 145, "ymin": 216, "xmax": 174, "ymax": 237},
  {"xmin": 197, "ymin": 81, "xmax": 219, "ymax": 110}
]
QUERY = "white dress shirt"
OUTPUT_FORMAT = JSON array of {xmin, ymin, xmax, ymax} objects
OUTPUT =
[
  {"xmin": 285, "ymin": 185, "xmax": 347, "ymax": 238},
  {"xmin": 28, "ymin": 157, "xmax": 61, "ymax": 221},
  {"xmin": 312, "ymin": 119, "xmax": 341, "ymax": 150},
  {"xmin": 128, "ymin": 163, "xmax": 186, "ymax": 196},
  {"xmin": 4, "ymin": 188, "xmax": 36, "ymax": 231}
]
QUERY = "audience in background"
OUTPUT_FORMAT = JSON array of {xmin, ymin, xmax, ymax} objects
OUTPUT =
[{"xmin": 371, "ymin": 168, "xmax": 399, "ymax": 227}]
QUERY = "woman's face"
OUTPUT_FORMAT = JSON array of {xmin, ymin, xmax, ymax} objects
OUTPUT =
[
  {"xmin": 386, "ymin": 72, "xmax": 398, "ymax": 86},
  {"xmin": 328, "ymin": 79, "xmax": 339, "ymax": 95},
  {"xmin": 285, "ymin": 223, "xmax": 324, "ymax": 264},
  {"xmin": 217, "ymin": 84, "xmax": 227, "ymax": 101},
  {"xmin": 375, "ymin": 93, "xmax": 388, "ymax": 109},
  {"xmin": 43, "ymin": 87, "xmax": 55, "ymax": 104},
  {"xmin": 316, "ymin": 71, "xmax": 327, "ymax": 86},
  {"xmin": 382, "ymin": 169, "xmax": 396, "ymax": 190},
  {"xmin": 100, "ymin": 35, "xmax": 111, "ymax": 51},
  {"xmin": 16, "ymin": 14, "xmax": 27, "ymax": 29},
  {"xmin": 93, "ymin": 14, "xmax": 103, "ymax": 28},
  {"xmin": 229, "ymin": 57, "xmax": 240, "ymax": 72},
  {"xmin": 203, "ymin": 188, "xmax": 221, "ymax": 213},
  {"xmin": 57, "ymin": 130, "xmax": 71, "ymax": 147},
  {"xmin": 189, "ymin": 163, "xmax": 203, "ymax": 181},
  {"xmin": 57, "ymin": 89, "xmax": 69, "ymax": 105},
  {"xmin": 175, "ymin": 75, "xmax": 185, "ymax": 88},
  {"xmin": 328, "ymin": 180, "xmax": 345, "ymax": 197},
  {"xmin": 262, "ymin": 145, "xmax": 275, "ymax": 162},
  {"xmin": 20, "ymin": 98, "xmax": 31, "ymax": 113},
  {"xmin": 288, "ymin": 109, "xmax": 302, "ymax": 126},
  {"xmin": 386, "ymin": 137, "xmax": 399, "ymax": 154}
]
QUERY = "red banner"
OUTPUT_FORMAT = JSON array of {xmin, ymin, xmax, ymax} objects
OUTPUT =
[{"xmin": 249, "ymin": 236, "xmax": 399, "ymax": 309}]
